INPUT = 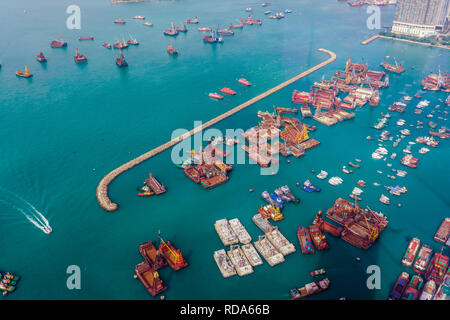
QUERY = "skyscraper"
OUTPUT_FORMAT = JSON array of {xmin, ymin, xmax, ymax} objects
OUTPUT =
[{"xmin": 392, "ymin": 0, "xmax": 450, "ymax": 37}]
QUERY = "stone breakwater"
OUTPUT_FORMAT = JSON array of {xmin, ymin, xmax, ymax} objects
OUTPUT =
[{"xmin": 96, "ymin": 48, "xmax": 337, "ymax": 212}]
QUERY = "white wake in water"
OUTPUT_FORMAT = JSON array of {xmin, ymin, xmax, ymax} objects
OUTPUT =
[{"xmin": 0, "ymin": 190, "xmax": 52, "ymax": 234}]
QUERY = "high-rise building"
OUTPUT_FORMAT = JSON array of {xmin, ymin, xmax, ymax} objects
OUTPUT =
[{"xmin": 392, "ymin": 0, "xmax": 450, "ymax": 37}]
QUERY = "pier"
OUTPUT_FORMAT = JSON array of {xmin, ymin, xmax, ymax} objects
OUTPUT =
[{"xmin": 96, "ymin": 48, "xmax": 337, "ymax": 211}]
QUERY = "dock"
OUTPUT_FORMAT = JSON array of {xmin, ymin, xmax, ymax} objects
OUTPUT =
[
  {"xmin": 254, "ymin": 235, "xmax": 285, "ymax": 267},
  {"xmin": 96, "ymin": 48, "xmax": 337, "ymax": 211},
  {"xmin": 227, "ymin": 245, "xmax": 254, "ymax": 276},
  {"xmin": 361, "ymin": 34, "xmax": 450, "ymax": 50},
  {"xmin": 213, "ymin": 249, "xmax": 237, "ymax": 278}
]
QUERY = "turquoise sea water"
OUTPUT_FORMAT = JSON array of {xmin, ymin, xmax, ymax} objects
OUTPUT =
[{"xmin": 0, "ymin": 0, "xmax": 448, "ymax": 299}]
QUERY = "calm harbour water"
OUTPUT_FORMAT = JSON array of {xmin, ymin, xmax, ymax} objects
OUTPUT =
[{"xmin": 0, "ymin": 0, "xmax": 448, "ymax": 299}]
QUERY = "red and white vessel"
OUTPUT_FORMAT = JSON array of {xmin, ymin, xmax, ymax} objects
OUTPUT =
[
  {"xmin": 238, "ymin": 78, "xmax": 251, "ymax": 86},
  {"xmin": 230, "ymin": 18, "xmax": 244, "ymax": 29},
  {"xmin": 209, "ymin": 92, "xmax": 224, "ymax": 100},
  {"xmin": 220, "ymin": 87, "xmax": 236, "ymax": 95},
  {"xmin": 78, "ymin": 36, "xmax": 94, "ymax": 41},
  {"xmin": 114, "ymin": 19, "xmax": 126, "ymax": 24},
  {"xmin": 186, "ymin": 16, "xmax": 199, "ymax": 24},
  {"xmin": 50, "ymin": 37, "xmax": 67, "ymax": 48},
  {"xmin": 36, "ymin": 52, "xmax": 47, "ymax": 62},
  {"xmin": 73, "ymin": 48, "xmax": 87, "ymax": 63}
]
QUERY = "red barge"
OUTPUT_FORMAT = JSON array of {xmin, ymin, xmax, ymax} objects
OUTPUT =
[
  {"xmin": 134, "ymin": 261, "xmax": 167, "ymax": 296},
  {"xmin": 50, "ymin": 37, "xmax": 67, "ymax": 48}
]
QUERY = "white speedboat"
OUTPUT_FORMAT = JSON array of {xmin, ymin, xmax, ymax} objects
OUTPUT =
[{"xmin": 316, "ymin": 170, "xmax": 328, "ymax": 179}]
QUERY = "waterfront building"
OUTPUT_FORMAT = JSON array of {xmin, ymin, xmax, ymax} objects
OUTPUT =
[{"xmin": 392, "ymin": 0, "xmax": 450, "ymax": 37}]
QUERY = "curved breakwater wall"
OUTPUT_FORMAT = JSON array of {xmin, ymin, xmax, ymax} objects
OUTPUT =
[{"xmin": 96, "ymin": 48, "xmax": 337, "ymax": 211}]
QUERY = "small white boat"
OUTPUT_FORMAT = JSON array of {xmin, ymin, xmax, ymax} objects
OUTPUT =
[
  {"xmin": 379, "ymin": 194, "xmax": 390, "ymax": 205},
  {"xmin": 316, "ymin": 170, "xmax": 328, "ymax": 179}
]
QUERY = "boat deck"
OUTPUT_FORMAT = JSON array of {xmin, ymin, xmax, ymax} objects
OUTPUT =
[{"xmin": 254, "ymin": 235, "xmax": 285, "ymax": 266}]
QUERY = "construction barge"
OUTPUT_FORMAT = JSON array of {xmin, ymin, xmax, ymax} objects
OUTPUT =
[
  {"xmin": 227, "ymin": 245, "xmax": 254, "ymax": 276},
  {"xmin": 134, "ymin": 261, "xmax": 167, "ymax": 296},
  {"xmin": 228, "ymin": 218, "xmax": 252, "ymax": 244},
  {"xmin": 214, "ymin": 249, "xmax": 237, "ymax": 278},
  {"xmin": 252, "ymin": 213, "xmax": 275, "ymax": 233},
  {"xmin": 215, "ymin": 219, "xmax": 239, "ymax": 246},
  {"xmin": 137, "ymin": 172, "xmax": 166, "ymax": 196},
  {"xmin": 254, "ymin": 235, "xmax": 285, "ymax": 266},
  {"xmin": 266, "ymin": 227, "xmax": 296, "ymax": 256},
  {"xmin": 241, "ymin": 243, "xmax": 263, "ymax": 267},
  {"xmin": 289, "ymin": 278, "xmax": 330, "ymax": 300}
]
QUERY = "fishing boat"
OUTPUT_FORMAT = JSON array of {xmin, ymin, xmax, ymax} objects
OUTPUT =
[
  {"xmin": 167, "ymin": 44, "xmax": 179, "ymax": 55},
  {"xmin": 198, "ymin": 27, "xmax": 212, "ymax": 31},
  {"xmin": 16, "ymin": 66, "xmax": 32, "ymax": 78},
  {"xmin": 220, "ymin": 87, "xmax": 236, "ymax": 95},
  {"xmin": 310, "ymin": 269, "xmax": 325, "ymax": 276},
  {"xmin": 413, "ymin": 244, "xmax": 433, "ymax": 273},
  {"xmin": 114, "ymin": 19, "xmax": 126, "ymax": 24},
  {"xmin": 389, "ymin": 272, "xmax": 410, "ymax": 300},
  {"xmin": 36, "ymin": 52, "xmax": 47, "ymax": 62},
  {"xmin": 269, "ymin": 12, "xmax": 285, "ymax": 19},
  {"xmin": 261, "ymin": 2, "xmax": 271, "ymax": 7},
  {"xmin": 115, "ymin": 50, "xmax": 128, "ymax": 67},
  {"xmin": 297, "ymin": 227, "xmax": 315, "ymax": 254},
  {"xmin": 285, "ymin": 9, "xmax": 293, "ymax": 13},
  {"xmin": 379, "ymin": 194, "xmax": 390, "ymax": 205},
  {"xmin": 143, "ymin": 22, "xmax": 153, "ymax": 27},
  {"xmin": 186, "ymin": 16, "xmax": 199, "ymax": 24},
  {"xmin": 164, "ymin": 23, "xmax": 178, "ymax": 36},
  {"xmin": 133, "ymin": 16, "xmax": 145, "ymax": 20},
  {"xmin": 264, "ymin": 10, "xmax": 272, "ymax": 15},
  {"xmin": 209, "ymin": 92, "xmax": 224, "ymax": 100},
  {"xmin": 176, "ymin": 24, "xmax": 187, "ymax": 32},
  {"xmin": 50, "ymin": 37, "xmax": 67, "ymax": 48},
  {"xmin": 102, "ymin": 43, "xmax": 112, "ymax": 49},
  {"xmin": 137, "ymin": 184, "xmax": 154, "ymax": 197},
  {"xmin": 78, "ymin": 36, "xmax": 94, "ymax": 41},
  {"xmin": 380, "ymin": 57, "xmax": 405, "ymax": 73},
  {"xmin": 113, "ymin": 40, "xmax": 126, "ymax": 49},
  {"xmin": 309, "ymin": 225, "xmax": 329, "ymax": 250},
  {"xmin": 316, "ymin": 170, "xmax": 328, "ymax": 179},
  {"xmin": 238, "ymin": 78, "xmax": 251, "ymax": 86},
  {"xmin": 401, "ymin": 238, "xmax": 420, "ymax": 267},
  {"xmin": 127, "ymin": 34, "xmax": 139, "ymax": 45},
  {"xmin": 348, "ymin": 161, "xmax": 360, "ymax": 168},
  {"xmin": 230, "ymin": 18, "xmax": 244, "ymax": 29},
  {"xmin": 73, "ymin": 48, "xmax": 87, "ymax": 63}
]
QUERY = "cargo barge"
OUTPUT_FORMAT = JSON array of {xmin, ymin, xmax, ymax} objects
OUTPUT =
[
  {"xmin": 401, "ymin": 238, "xmax": 420, "ymax": 267},
  {"xmin": 309, "ymin": 225, "xmax": 329, "ymax": 250},
  {"xmin": 257, "ymin": 204, "xmax": 283, "ymax": 221},
  {"xmin": 138, "ymin": 172, "xmax": 166, "ymax": 196},
  {"xmin": 213, "ymin": 249, "xmax": 237, "ymax": 278},
  {"xmin": 134, "ymin": 261, "xmax": 167, "ymax": 296},
  {"xmin": 252, "ymin": 213, "xmax": 275, "ymax": 233},
  {"xmin": 227, "ymin": 245, "xmax": 254, "ymax": 276},
  {"xmin": 401, "ymin": 275, "xmax": 423, "ymax": 300},
  {"xmin": 139, "ymin": 241, "xmax": 168, "ymax": 270},
  {"xmin": 425, "ymin": 249, "xmax": 449, "ymax": 286},
  {"xmin": 158, "ymin": 237, "xmax": 188, "ymax": 271},
  {"xmin": 266, "ymin": 227, "xmax": 296, "ymax": 256},
  {"xmin": 228, "ymin": 218, "xmax": 252, "ymax": 244},
  {"xmin": 289, "ymin": 278, "xmax": 330, "ymax": 300},
  {"xmin": 215, "ymin": 219, "xmax": 239, "ymax": 246},
  {"xmin": 413, "ymin": 244, "xmax": 433, "ymax": 273},
  {"xmin": 389, "ymin": 272, "xmax": 409, "ymax": 300},
  {"xmin": 297, "ymin": 227, "xmax": 315, "ymax": 254},
  {"xmin": 241, "ymin": 244, "xmax": 263, "ymax": 267},
  {"xmin": 254, "ymin": 235, "xmax": 285, "ymax": 266},
  {"xmin": 434, "ymin": 218, "xmax": 450, "ymax": 244}
]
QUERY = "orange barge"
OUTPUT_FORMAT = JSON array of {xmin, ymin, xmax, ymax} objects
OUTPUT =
[
  {"xmin": 159, "ymin": 237, "xmax": 188, "ymax": 271},
  {"xmin": 139, "ymin": 241, "xmax": 168, "ymax": 270},
  {"xmin": 134, "ymin": 261, "xmax": 167, "ymax": 296}
]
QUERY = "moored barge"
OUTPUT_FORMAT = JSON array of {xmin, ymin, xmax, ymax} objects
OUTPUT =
[
  {"xmin": 434, "ymin": 218, "xmax": 450, "ymax": 244},
  {"xmin": 214, "ymin": 249, "xmax": 237, "ymax": 278},
  {"xmin": 401, "ymin": 238, "xmax": 420, "ymax": 267},
  {"xmin": 289, "ymin": 278, "xmax": 330, "ymax": 300},
  {"xmin": 134, "ymin": 261, "xmax": 167, "ymax": 296},
  {"xmin": 254, "ymin": 235, "xmax": 285, "ymax": 266}
]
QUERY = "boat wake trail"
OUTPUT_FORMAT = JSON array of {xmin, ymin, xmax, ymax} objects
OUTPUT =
[{"xmin": 0, "ymin": 189, "xmax": 52, "ymax": 234}]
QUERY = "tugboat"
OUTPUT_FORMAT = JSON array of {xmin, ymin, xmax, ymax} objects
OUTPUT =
[
  {"xmin": 167, "ymin": 44, "xmax": 179, "ymax": 55},
  {"xmin": 209, "ymin": 92, "xmax": 224, "ymax": 100},
  {"xmin": 238, "ymin": 78, "xmax": 251, "ymax": 86},
  {"xmin": 301, "ymin": 180, "xmax": 321, "ymax": 193},
  {"xmin": 115, "ymin": 50, "xmax": 128, "ymax": 67},
  {"xmin": 73, "ymin": 48, "xmax": 87, "ymax": 63},
  {"xmin": 36, "ymin": 52, "xmax": 47, "ymax": 62},
  {"xmin": 164, "ymin": 23, "xmax": 178, "ymax": 36},
  {"xmin": 50, "ymin": 37, "xmax": 67, "ymax": 48},
  {"xmin": 186, "ymin": 16, "xmax": 199, "ymax": 24},
  {"xmin": 16, "ymin": 66, "xmax": 32, "ymax": 78}
]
